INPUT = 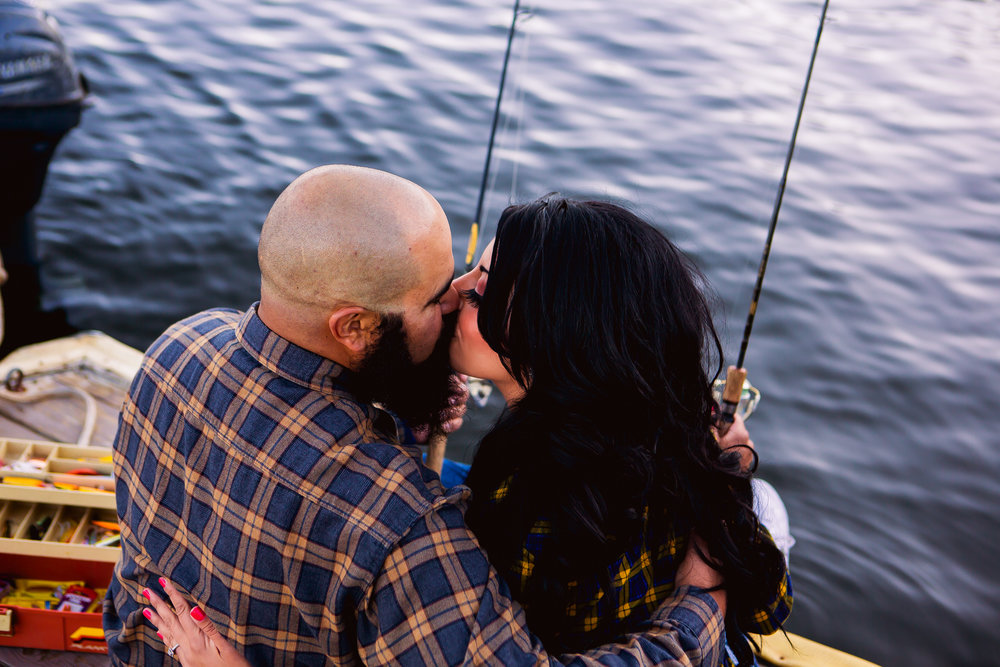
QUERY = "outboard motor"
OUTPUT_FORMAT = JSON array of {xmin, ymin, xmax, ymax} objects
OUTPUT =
[{"xmin": 0, "ymin": 0, "xmax": 87, "ymax": 354}]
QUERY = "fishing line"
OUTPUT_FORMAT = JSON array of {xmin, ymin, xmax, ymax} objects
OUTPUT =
[
  {"xmin": 466, "ymin": 0, "xmax": 524, "ymax": 271},
  {"xmin": 480, "ymin": 25, "xmax": 531, "ymax": 236},
  {"xmin": 719, "ymin": 0, "xmax": 831, "ymax": 425},
  {"xmin": 506, "ymin": 32, "xmax": 530, "ymax": 205}
]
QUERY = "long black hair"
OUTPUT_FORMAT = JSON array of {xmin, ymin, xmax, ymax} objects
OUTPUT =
[{"xmin": 463, "ymin": 197, "xmax": 788, "ymax": 658}]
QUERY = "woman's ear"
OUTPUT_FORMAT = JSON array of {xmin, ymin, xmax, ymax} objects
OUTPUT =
[{"xmin": 328, "ymin": 306, "xmax": 381, "ymax": 357}]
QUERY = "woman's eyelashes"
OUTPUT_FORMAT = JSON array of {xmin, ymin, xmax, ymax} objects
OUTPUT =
[{"xmin": 460, "ymin": 288, "xmax": 483, "ymax": 308}]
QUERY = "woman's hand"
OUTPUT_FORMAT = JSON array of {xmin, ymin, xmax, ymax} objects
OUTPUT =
[
  {"xmin": 411, "ymin": 373, "xmax": 469, "ymax": 442},
  {"xmin": 142, "ymin": 579, "xmax": 250, "ymax": 667},
  {"xmin": 714, "ymin": 413, "xmax": 758, "ymax": 472}
]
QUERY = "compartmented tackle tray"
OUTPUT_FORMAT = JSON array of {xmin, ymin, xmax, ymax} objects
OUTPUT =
[{"xmin": 0, "ymin": 438, "xmax": 119, "ymax": 653}]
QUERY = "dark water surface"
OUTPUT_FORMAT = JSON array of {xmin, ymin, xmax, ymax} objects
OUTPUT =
[{"xmin": 32, "ymin": 0, "xmax": 1000, "ymax": 664}]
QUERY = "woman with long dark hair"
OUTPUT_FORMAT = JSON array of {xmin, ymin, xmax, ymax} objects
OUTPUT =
[
  {"xmin": 451, "ymin": 197, "xmax": 791, "ymax": 664},
  {"xmin": 146, "ymin": 195, "xmax": 791, "ymax": 666}
]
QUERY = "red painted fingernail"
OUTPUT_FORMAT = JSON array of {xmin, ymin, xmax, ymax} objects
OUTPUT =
[
  {"xmin": 142, "ymin": 588, "xmax": 151, "ymax": 600},
  {"xmin": 156, "ymin": 632, "xmax": 163, "ymax": 640},
  {"xmin": 159, "ymin": 577, "xmax": 167, "ymax": 587},
  {"xmin": 190, "ymin": 607, "xmax": 205, "ymax": 621},
  {"xmin": 143, "ymin": 609, "xmax": 152, "ymax": 620}
]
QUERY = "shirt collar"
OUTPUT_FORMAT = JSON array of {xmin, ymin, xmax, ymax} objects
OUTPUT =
[
  {"xmin": 234, "ymin": 303, "xmax": 417, "ymax": 448},
  {"xmin": 235, "ymin": 302, "xmax": 350, "ymax": 395}
]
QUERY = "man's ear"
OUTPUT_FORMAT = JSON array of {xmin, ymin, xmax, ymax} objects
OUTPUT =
[{"xmin": 328, "ymin": 306, "xmax": 381, "ymax": 356}]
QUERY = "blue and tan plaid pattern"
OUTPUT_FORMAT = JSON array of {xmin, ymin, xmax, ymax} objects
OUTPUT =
[
  {"xmin": 104, "ymin": 306, "xmax": 726, "ymax": 666},
  {"xmin": 495, "ymin": 483, "xmax": 793, "ymax": 665}
]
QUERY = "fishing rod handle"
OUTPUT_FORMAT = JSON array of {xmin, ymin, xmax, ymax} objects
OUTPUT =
[
  {"xmin": 716, "ymin": 365, "xmax": 747, "ymax": 435},
  {"xmin": 426, "ymin": 430, "xmax": 447, "ymax": 475}
]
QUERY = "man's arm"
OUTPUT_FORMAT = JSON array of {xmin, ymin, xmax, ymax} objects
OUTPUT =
[{"xmin": 355, "ymin": 499, "xmax": 724, "ymax": 666}]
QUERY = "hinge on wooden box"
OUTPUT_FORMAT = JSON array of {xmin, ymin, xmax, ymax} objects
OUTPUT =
[{"xmin": 0, "ymin": 606, "xmax": 14, "ymax": 635}]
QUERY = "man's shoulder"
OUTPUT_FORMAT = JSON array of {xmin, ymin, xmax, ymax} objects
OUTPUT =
[
  {"xmin": 150, "ymin": 307, "xmax": 242, "ymax": 350},
  {"xmin": 126, "ymin": 306, "xmax": 453, "ymax": 547},
  {"xmin": 136, "ymin": 308, "xmax": 243, "ymax": 374}
]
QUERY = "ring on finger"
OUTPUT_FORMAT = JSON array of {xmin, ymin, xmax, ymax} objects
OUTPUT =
[{"xmin": 167, "ymin": 642, "xmax": 181, "ymax": 657}]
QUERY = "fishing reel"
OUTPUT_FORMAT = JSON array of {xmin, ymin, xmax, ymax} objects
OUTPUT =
[
  {"xmin": 466, "ymin": 376, "xmax": 493, "ymax": 408},
  {"xmin": 711, "ymin": 376, "xmax": 760, "ymax": 421}
]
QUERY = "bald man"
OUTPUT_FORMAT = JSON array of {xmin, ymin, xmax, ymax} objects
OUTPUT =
[
  {"xmin": 255, "ymin": 165, "xmax": 460, "ymax": 427},
  {"xmin": 104, "ymin": 166, "xmax": 726, "ymax": 666}
]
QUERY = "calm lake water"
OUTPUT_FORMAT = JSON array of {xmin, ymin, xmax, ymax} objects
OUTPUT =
[{"xmin": 31, "ymin": 0, "xmax": 1000, "ymax": 664}]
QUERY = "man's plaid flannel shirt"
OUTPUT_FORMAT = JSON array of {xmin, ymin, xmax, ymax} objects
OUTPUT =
[{"xmin": 104, "ymin": 306, "xmax": 725, "ymax": 666}]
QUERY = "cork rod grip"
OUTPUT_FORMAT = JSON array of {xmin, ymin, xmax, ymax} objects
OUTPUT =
[
  {"xmin": 722, "ymin": 365, "xmax": 747, "ymax": 405},
  {"xmin": 426, "ymin": 431, "xmax": 447, "ymax": 475},
  {"xmin": 715, "ymin": 365, "xmax": 747, "ymax": 434}
]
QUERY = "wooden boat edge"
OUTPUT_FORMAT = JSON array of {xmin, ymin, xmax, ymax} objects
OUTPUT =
[
  {"xmin": 0, "ymin": 330, "xmax": 143, "ymax": 388},
  {"xmin": 755, "ymin": 631, "xmax": 882, "ymax": 667}
]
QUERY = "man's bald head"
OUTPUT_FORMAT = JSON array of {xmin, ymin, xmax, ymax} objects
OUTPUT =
[{"xmin": 259, "ymin": 165, "xmax": 450, "ymax": 313}]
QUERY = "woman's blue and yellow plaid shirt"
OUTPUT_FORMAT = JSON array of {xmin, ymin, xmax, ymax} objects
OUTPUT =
[{"xmin": 491, "ymin": 477, "xmax": 793, "ymax": 666}]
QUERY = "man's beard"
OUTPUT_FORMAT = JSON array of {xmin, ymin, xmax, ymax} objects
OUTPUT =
[{"xmin": 346, "ymin": 310, "xmax": 457, "ymax": 429}]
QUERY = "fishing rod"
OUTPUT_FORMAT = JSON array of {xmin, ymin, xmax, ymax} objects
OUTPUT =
[
  {"xmin": 464, "ymin": 0, "xmax": 523, "ymax": 272},
  {"xmin": 717, "ymin": 0, "xmax": 831, "ymax": 430},
  {"xmin": 429, "ymin": 0, "xmax": 524, "ymax": 475}
]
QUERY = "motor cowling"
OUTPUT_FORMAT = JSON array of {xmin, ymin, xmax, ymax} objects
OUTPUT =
[
  {"xmin": 0, "ymin": 0, "xmax": 87, "ymax": 110},
  {"xmin": 0, "ymin": 0, "xmax": 87, "ymax": 356}
]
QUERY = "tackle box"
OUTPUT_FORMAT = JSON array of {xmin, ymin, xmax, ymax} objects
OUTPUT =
[{"xmin": 0, "ymin": 437, "xmax": 118, "ymax": 653}]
